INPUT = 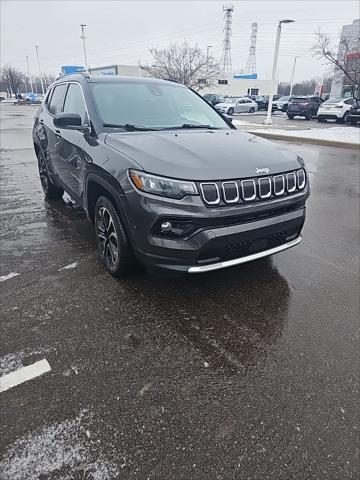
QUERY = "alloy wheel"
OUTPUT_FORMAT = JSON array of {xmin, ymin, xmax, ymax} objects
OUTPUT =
[
  {"xmin": 96, "ymin": 207, "xmax": 119, "ymax": 267},
  {"xmin": 38, "ymin": 153, "xmax": 49, "ymax": 194}
]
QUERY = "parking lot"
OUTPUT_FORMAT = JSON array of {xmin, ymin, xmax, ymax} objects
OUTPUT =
[{"xmin": 0, "ymin": 103, "xmax": 359, "ymax": 479}]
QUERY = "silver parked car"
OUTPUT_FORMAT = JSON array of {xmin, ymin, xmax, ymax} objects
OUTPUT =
[{"xmin": 216, "ymin": 97, "xmax": 258, "ymax": 115}]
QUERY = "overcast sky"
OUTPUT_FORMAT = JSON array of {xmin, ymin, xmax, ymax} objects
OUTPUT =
[{"xmin": 1, "ymin": 0, "xmax": 359, "ymax": 82}]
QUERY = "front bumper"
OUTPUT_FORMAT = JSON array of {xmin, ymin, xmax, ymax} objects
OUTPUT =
[
  {"xmin": 188, "ymin": 236, "xmax": 302, "ymax": 273},
  {"xmin": 122, "ymin": 183, "xmax": 308, "ymax": 272},
  {"xmin": 348, "ymin": 113, "xmax": 360, "ymax": 122}
]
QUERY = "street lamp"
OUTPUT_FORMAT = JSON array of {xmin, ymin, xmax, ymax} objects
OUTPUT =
[
  {"xmin": 34, "ymin": 46, "xmax": 45, "ymax": 94},
  {"xmin": 289, "ymin": 56, "xmax": 299, "ymax": 95},
  {"xmin": 264, "ymin": 19, "xmax": 295, "ymax": 125},
  {"xmin": 80, "ymin": 24, "xmax": 88, "ymax": 71},
  {"xmin": 26, "ymin": 55, "xmax": 34, "ymax": 92}
]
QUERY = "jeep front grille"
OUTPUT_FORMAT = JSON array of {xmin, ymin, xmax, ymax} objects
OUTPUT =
[{"xmin": 198, "ymin": 169, "xmax": 306, "ymax": 207}]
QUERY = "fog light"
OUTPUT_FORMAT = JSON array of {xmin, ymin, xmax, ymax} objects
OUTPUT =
[{"xmin": 161, "ymin": 221, "xmax": 172, "ymax": 232}]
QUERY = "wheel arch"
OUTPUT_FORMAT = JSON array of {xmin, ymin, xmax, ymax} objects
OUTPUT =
[{"xmin": 85, "ymin": 173, "xmax": 129, "ymax": 229}]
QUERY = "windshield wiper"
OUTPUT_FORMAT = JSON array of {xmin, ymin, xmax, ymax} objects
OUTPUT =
[
  {"xmin": 161, "ymin": 123, "xmax": 220, "ymax": 130},
  {"xmin": 103, "ymin": 123, "xmax": 156, "ymax": 131}
]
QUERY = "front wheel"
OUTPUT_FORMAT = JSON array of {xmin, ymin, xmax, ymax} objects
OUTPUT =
[
  {"xmin": 95, "ymin": 196, "xmax": 135, "ymax": 277},
  {"xmin": 287, "ymin": 114, "xmax": 295, "ymax": 120},
  {"xmin": 249, "ymin": 107, "xmax": 255, "ymax": 113},
  {"xmin": 305, "ymin": 111, "xmax": 312, "ymax": 120},
  {"xmin": 37, "ymin": 150, "xmax": 64, "ymax": 200},
  {"xmin": 343, "ymin": 111, "xmax": 350, "ymax": 123},
  {"xmin": 317, "ymin": 117, "xmax": 326, "ymax": 123},
  {"xmin": 227, "ymin": 107, "xmax": 234, "ymax": 115},
  {"xmin": 282, "ymin": 104, "xmax": 288, "ymax": 112}
]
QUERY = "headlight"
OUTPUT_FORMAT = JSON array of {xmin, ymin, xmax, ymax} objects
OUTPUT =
[{"xmin": 129, "ymin": 170, "xmax": 198, "ymax": 199}]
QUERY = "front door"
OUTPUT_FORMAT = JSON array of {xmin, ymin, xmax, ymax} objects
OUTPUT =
[
  {"xmin": 235, "ymin": 99, "xmax": 244, "ymax": 113},
  {"xmin": 55, "ymin": 83, "xmax": 89, "ymax": 201}
]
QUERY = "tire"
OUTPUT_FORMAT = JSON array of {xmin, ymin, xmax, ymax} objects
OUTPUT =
[
  {"xmin": 37, "ymin": 150, "xmax": 64, "ymax": 200},
  {"xmin": 350, "ymin": 119, "xmax": 358, "ymax": 125},
  {"xmin": 282, "ymin": 104, "xmax": 288, "ymax": 112},
  {"xmin": 305, "ymin": 111, "xmax": 312, "ymax": 120},
  {"xmin": 227, "ymin": 107, "xmax": 234, "ymax": 115},
  {"xmin": 249, "ymin": 107, "xmax": 255, "ymax": 113},
  {"xmin": 287, "ymin": 114, "xmax": 295, "ymax": 120},
  {"xmin": 317, "ymin": 117, "xmax": 326, "ymax": 123},
  {"xmin": 343, "ymin": 111, "xmax": 350, "ymax": 123},
  {"xmin": 94, "ymin": 196, "xmax": 135, "ymax": 277}
]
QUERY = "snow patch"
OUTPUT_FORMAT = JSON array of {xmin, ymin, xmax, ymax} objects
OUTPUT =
[
  {"xmin": 0, "ymin": 411, "xmax": 119, "ymax": 479},
  {"xmin": 246, "ymin": 126, "xmax": 360, "ymax": 144}
]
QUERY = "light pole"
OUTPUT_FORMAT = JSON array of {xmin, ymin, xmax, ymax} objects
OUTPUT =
[
  {"xmin": 206, "ymin": 45, "xmax": 213, "ymax": 60},
  {"xmin": 264, "ymin": 19, "xmax": 295, "ymax": 125},
  {"xmin": 26, "ymin": 56, "xmax": 34, "ymax": 92},
  {"xmin": 80, "ymin": 24, "xmax": 88, "ymax": 71},
  {"xmin": 35, "ymin": 46, "xmax": 45, "ymax": 94},
  {"xmin": 289, "ymin": 56, "xmax": 299, "ymax": 95}
]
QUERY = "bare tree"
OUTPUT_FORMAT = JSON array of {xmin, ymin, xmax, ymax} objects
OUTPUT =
[
  {"xmin": 1, "ymin": 65, "xmax": 25, "ymax": 96},
  {"xmin": 313, "ymin": 29, "xmax": 360, "ymax": 91},
  {"xmin": 141, "ymin": 41, "xmax": 221, "ymax": 90}
]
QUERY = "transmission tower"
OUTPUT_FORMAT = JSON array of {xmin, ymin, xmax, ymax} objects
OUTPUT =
[
  {"xmin": 220, "ymin": 4, "xmax": 234, "ymax": 72},
  {"xmin": 245, "ymin": 22, "xmax": 258, "ymax": 75}
]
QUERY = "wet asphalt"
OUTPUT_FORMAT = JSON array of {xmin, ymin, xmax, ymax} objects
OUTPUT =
[{"xmin": 0, "ymin": 103, "xmax": 359, "ymax": 480}]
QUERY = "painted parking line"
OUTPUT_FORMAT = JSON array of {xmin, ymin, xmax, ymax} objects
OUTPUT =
[
  {"xmin": 58, "ymin": 261, "xmax": 78, "ymax": 271},
  {"xmin": 0, "ymin": 359, "xmax": 51, "ymax": 393},
  {"xmin": 0, "ymin": 272, "xmax": 19, "ymax": 282}
]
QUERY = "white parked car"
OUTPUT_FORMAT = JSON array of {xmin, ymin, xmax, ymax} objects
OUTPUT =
[
  {"xmin": 215, "ymin": 97, "xmax": 258, "ymax": 115},
  {"xmin": 317, "ymin": 97, "xmax": 355, "ymax": 123},
  {"xmin": 272, "ymin": 95, "xmax": 293, "ymax": 112}
]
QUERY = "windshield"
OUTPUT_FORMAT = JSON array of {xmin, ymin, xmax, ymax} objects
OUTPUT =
[
  {"xmin": 278, "ymin": 96, "xmax": 290, "ymax": 101},
  {"xmin": 92, "ymin": 82, "xmax": 230, "ymax": 130}
]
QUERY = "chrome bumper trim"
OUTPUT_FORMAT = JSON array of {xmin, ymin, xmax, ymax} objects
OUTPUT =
[{"xmin": 188, "ymin": 236, "xmax": 302, "ymax": 273}]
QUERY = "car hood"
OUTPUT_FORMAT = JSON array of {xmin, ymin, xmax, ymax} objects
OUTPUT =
[{"xmin": 105, "ymin": 129, "xmax": 302, "ymax": 181}]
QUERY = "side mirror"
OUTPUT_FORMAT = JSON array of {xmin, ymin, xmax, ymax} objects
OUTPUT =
[{"xmin": 54, "ymin": 113, "xmax": 88, "ymax": 131}]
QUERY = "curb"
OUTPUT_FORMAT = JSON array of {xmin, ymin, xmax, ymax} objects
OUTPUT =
[{"xmin": 244, "ymin": 130, "xmax": 360, "ymax": 150}]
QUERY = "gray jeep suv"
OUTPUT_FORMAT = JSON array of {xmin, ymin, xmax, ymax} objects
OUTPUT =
[{"xmin": 33, "ymin": 73, "xmax": 309, "ymax": 276}]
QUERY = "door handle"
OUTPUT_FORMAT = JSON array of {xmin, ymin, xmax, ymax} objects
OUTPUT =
[
  {"xmin": 55, "ymin": 129, "xmax": 61, "ymax": 137},
  {"xmin": 39, "ymin": 119, "xmax": 44, "ymax": 125}
]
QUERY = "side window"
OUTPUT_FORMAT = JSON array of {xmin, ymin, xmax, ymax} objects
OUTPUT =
[
  {"xmin": 63, "ymin": 84, "xmax": 88, "ymax": 124},
  {"xmin": 48, "ymin": 84, "xmax": 68, "ymax": 115},
  {"xmin": 45, "ymin": 88, "xmax": 53, "ymax": 108},
  {"xmin": 344, "ymin": 98, "xmax": 354, "ymax": 105}
]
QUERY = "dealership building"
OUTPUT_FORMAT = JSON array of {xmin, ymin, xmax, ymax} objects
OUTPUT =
[
  {"xmin": 330, "ymin": 18, "xmax": 360, "ymax": 98},
  {"xmin": 89, "ymin": 64, "xmax": 143, "ymax": 77},
  {"xmin": 85, "ymin": 64, "xmax": 276, "ymax": 97}
]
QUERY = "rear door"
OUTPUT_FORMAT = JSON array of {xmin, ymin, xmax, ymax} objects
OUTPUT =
[
  {"xmin": 54, "ymin": 82, "xmax": 89, "ymax": 200},
  {"xmin": 38, "ymin": 84, "xmax": 68, "ymax": 181}
]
